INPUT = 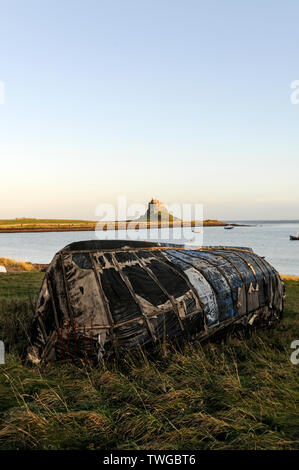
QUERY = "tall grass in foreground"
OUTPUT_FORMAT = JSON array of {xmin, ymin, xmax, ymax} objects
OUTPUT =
[
  {"xmin": 0, "ymin": 298, "xmax": 35, "ymax": 358},
  {"xmin": 0, "ymin": 278, "xmax": 298, "ymax": 450}
]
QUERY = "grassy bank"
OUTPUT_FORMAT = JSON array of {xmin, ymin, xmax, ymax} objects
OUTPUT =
[
  {"xmin": 0, "ymin": 218, "xmax": 227, "ymax": 233},
  {"xmin": 0, "ymin": 257, "xmax": 39, "ymax": 272},
  {"xmin": 0, "ymin": 218, "xmax": 97, "ymax": 233},
  {"xmin": 0, "ymin": 272, "xmax": 44, "ymax": 299},
  {"xmin": 0, "ymin": 273, "xmax": 298, "ymax": 450}
]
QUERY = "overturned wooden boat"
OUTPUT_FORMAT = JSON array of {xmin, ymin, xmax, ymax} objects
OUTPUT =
[{"xmin": 28, "ymin": 240, "xmax": 284, "ymax": 364}]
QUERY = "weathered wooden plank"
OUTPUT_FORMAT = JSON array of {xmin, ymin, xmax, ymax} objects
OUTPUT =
[{"xmin": 28, "ymin": 241, "xmax": 284, "ymax": 364}]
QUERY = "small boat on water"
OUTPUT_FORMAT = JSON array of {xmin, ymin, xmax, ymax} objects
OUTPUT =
[
  {"xmin": 224, "ymin": 225, "xmax": 234, "ymax": 230},
  {"xmin": 290, "ymin": 233, "xmax": 299, "ymax": 240}
]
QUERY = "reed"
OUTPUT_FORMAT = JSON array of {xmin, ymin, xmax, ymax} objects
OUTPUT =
[{"xmin": 0, "ymin": 274, "xmax": 298, "ymax": 450}]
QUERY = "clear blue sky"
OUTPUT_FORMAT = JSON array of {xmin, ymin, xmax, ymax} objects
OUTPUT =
[{"xmin": 0, "ymin": 0, "xmax": 298, "ymax": 220}]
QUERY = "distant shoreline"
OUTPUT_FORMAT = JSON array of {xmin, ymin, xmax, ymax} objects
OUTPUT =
[{"xmin": 0, "ymin": 219, "xmax": 249, "ymax": 234}]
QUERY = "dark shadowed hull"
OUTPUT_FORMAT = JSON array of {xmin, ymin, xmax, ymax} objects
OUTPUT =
[{"xmin": 28, "ymin": 240, "xmax": 285, "ymax": 364}]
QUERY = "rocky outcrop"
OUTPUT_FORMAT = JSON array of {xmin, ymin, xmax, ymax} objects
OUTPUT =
[{"xmin": 137, "ymin": 199, "xmax": 180, "ymax": 222}]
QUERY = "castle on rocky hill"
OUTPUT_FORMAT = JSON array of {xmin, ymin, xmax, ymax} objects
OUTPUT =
[{"xmin": 137, "ymin": 198, "xmax": 180, "ymax": 222}]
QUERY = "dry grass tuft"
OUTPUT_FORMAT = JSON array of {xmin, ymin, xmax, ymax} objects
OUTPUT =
[
  {"xmin": 0, "ymin": 276, "xmax": 298, "ymax": 450},
  {"xmin": 0, "ymin": 258, "xmax": 37, "ymax": 272},
  {"xmin": 281, "ymin": 275, "xmax": 299, "ymax": 281}
]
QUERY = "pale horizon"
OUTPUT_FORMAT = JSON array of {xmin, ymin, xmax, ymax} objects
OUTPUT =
[{"xmin": 0, "ymin": 1, "xmax": 299, "ymax": 220}]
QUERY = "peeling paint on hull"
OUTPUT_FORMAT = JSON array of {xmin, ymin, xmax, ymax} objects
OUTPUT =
[{"xmin": 28, "ymin": 241, "xmax": 285, "ymax": 364}]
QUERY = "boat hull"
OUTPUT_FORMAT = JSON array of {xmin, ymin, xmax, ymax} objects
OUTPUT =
[{"xmin": 28, "ymin": 240, "xmax": 285, "ymax": 364}]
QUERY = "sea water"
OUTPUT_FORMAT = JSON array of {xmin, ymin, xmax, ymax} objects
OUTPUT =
[{"xmin": 0, "ymin": 221, "xmax": 298, "ymax": 275}]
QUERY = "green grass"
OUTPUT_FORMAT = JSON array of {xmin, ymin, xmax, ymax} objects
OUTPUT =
[
  {"xmin": 0, "ymin": 218, "xmax": 225, "ymax": 232},
  {"xmin": 0, "ymin": 219, "xmax": 96, "ymax": 226},
  {"xmin": 0, "ymin": 274, "xmax": 298, "ymax": 450},
  {"xmin": 0, "ymin": 219, "xmax": 97, "ymax": 233},
  {"xmin": 0, "ymin": 273, "xmax": 44, "ymax": 299}
]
